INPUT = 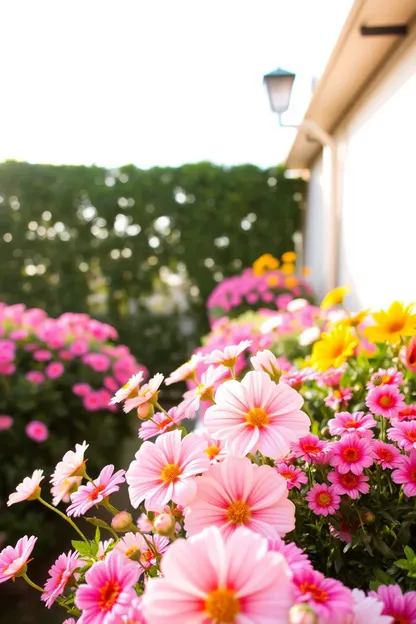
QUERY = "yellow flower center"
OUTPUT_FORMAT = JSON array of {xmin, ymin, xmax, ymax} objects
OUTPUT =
[
  {"xmin": 379, "ymin": 395, "xmax": 394, "ymax": 408},
  {"xmin": 98, "ymin": 580, "xmax": 121, "ymax": 611},
  {"xmin": 298, "ymin": 582, "xmax": 328, "ymax": 603},
  {"xmin": 316, "ymin": 492, "xmax": 331, "ymax": 506},
  {"xmin": 124, "ymin": 546, "xmax": 139, "ymax": 558},
  {"xmin": 160, "ymin": 463, "xmax": 181, "ymax": 483},
  {"xmin": 205, "ymin": 588, "xmax": 240, "ymax": 622},
  {"xmin": 226, "ymin": 500, "xmax": 251, "ymax": 525},
  {"xmin": 246, "ymin": 407, "xmax": 269, "ymax": 428},
  {"xmin": 205, "ymin": 445, "xmax": 220, "ymax": 460}
]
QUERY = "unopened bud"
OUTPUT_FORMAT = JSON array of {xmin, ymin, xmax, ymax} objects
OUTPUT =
[
  {"xmin": 320, "ymin": 426, "xmax": 331, "ymax": 440},
  {"xmin": 288, "ymin": 604, "xmax": 318, "ymax": 624},
  {"xmin": 111, "ymin": 511, "xmax": 133, "ymax": 532},
  {"xmin": 363, "ymin": 511, "xmax": 375, "ymax": 524},
  {"xmin": 153, "ymin": 512, "xmax": 175, "ymax": 536},
  {"xmin": 137, "ymin": 402, "xmax": 154, "ymax": 420}
]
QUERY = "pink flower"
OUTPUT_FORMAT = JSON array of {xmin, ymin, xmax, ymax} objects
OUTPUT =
[
  {"xmin": 193, "ymin": 427, "xmax": 227, "ymax": 463},
  {"xmin": 69, "ymin": 339, "xmax": 89, "ymax": 356},
  {"xmin": 83, "ymin": 353, "xmax": 111, "ymax": 372},
  {"xmin": 306, "ymin": 483, "xmax": 340, "ymax": 516},
  {"xmin": 325, "ymin": 387, "xmax": 353, "ymax": 410},
  {"xmin": 268, "ymin": 537, "xmax": 312, "ymax": 574},
  {"xmin": 0, "ymin": 415, "xmax": 13, "ymax": 431},
  {"xmin": 142, "ymin": 526, "xmax": 294, "ymax": 624},
  {"xmin": 397, "ymin": 404, "xmax": 416, "ymax": 421},
  {"xmin": 318, "ymin": 367, "xmax": 345, "ymax": 387},
  {"xmin": 126, "ymin": 430, "xmax": 210, "ymax": 511},
  {"xmin": 366, "ymin": 385, "xmax": 406, "ymax": 419},
  {"xmin": 33, "ymin": 349, "xmax": 52, "ymax": 361},
  {"xmin": 349, "ymin": 588, "xmax": 392, "ymax": 624},
  {"xmin": 63, "ymin": 619, "xmax": 77, "ymax": 624},
  {"xmin": 165, "ymin": 353, "xmax": 203, "ymax": 385},
  {"xmin": 249, "ymin": 349, "xmax": 282, "ymax": 382},
  {"xmin": 280, "ymin": 368, "xmax": 316, "ymax": 389},
  {"xmin": 72, "ymin": 383, "xmax": 92, "ymax": 397},
  {"xmin": 58, "ymin": 350, "xmax": 74, "ymax": 360},
  {"xmin": 276, "ymin": 463, "xmax": 308, "ymax": 489},
  {"xmin": 205, "ymin": 370, "xmax": 310, "ymax": 458},
  {"xmin": 327, "ymin": 470, "xmax": 370, "ymax": 499},
  {"xmin": 114, "ymin": 598, "xmax": 147, "ymax": 624},
  {"xmin": 67, "ymin": 465, "xmax": 125, "ymax": 517},
  {"xmin": 203, "ymin": 340, "xmax": 252, "ymax": 367},
  {"xmin": 183, "ymin": 365, "xmax": 229, "ymax": 408},
  {"xmin": 45, "ymin": 361, "xmax": 64, "ymax": 379},
  {"xmin": 367, "ymin": 367, "xmax": 404, "ymax": 390},
  {"xmin": 51, "ymin": 476, "xmax": 82, "ymax": 506},
  {"xmin": 372, "ymin": 440, "xmax": 401, "ymax": 469},
  {"xmin": 123, "ymin": 373, "xmax": 164, "ymax": 413},
  {"xmin": 0, "ymin": 362, "xmax": 15, "ymax": 375},
  {"xmin": 115, "ymin": 532, "xmax": 169, "ymax": 571},
  {"xmin": 75, "ymin": 551, "xmax": 140, "ymax": 624},
  {"xmin": 184, "ymin": 456, "xmax": 295, "ymax": 539},
  {"xmin": 330, "ymin": 434, "xmax": 374, "ymax": 474},
  {"xmin": 109, "ymin": 371, "xmax": 145, "ymax": 405},
  {"xmin": 104, "ymin": 376, "xmax": 119, "ymax": 392},
  {"xmin": 400, "ymin": 337, "xmax": 416, "ymax": 374},
  {"xmin": 83, "ymin": 392, "xmax": 102, "ymax": 411},
  {"xmin": 25, "ymin": 371, "xmax": 45, "ymax": 384},
  {"xmin": 7, "ymin": 469, "xmax": 44, "ymax": 506},
  {"xmin": 26, "ymin": 420, "xmax": 49, "ymax": 442},
  {"xmin": 139, "ymin": 399, "xmax": 196, "ymax": 441},
  {"xmin": 0, "ymin": 535, "xmax": 38, "ymax": 583},
  {"xmin": 41, "ymin": 551, "xmax": 80, "ymax": 608},
  {"xmin": 291, "ymin": 434, "xmax": 327, "ymax": 463},
  {"xmin": 370, "ymin": 585, "xmax": 416, "ymax": 623},
  {"xmin": 392, "ymin": 451, "xmax": 416, "ymax": 497},
  {"xmin": 388, "ymin": 421, "xmax": 416, "ymax": 451},
  {"xmin": 9, "ymin": 329, "xmax": 29, "ymax": 340},
  {"xmin": 293, "ymin": 567, "xmax": 352, "ymax": 623},
  {"xmin": 328, "ymin": 411, "xmax": 376, "ymax": 438},
  {"xmin": 51, "ymin": 441, "xmax": 89, "ymax": 487}
]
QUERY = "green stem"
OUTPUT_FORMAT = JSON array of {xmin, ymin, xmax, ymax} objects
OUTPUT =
[
  {"xmin": 22, "ymin": 573, "xmax": 44, "ymax": 593},
  {"xmin": 102, "ymin": 500, "xmax": 158, "ymax": 558},
  {"xmin": 38, "ymin": 496, "xmax": 89, "ymax": 543}
]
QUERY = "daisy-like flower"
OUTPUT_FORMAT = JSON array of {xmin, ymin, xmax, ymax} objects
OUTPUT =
[
  {"xmin": 397, "ymin": 404, "xmax": 416, "ymax": 421},
  {"xmin": 0, "ymin": 536, "xmax": 37, "ymax": 583},
  {"xmin": 115, "ymin": 532, "xmax": 169, "ymax": 571},
  {"xmin": 370, "ymin": 585, "xmax": 416, "ymax": 623},
  {"xmin": 400, "ymin": 336, "xmax": 416, "ymax": 374},
  {"xmin": 67, "ymin": 465, "xmax": 125, "ymax": 517},
  {"xmin": 325, "ymin": 387, "xmax": 353, "ymax": 410},
  {"xmin": 126, "ymin": 430, "xmax": 210, "ymax": 511},
  {"xmin": 139, "ymin": 397, "xmax": 197, "ymax": 441},
  {"xmin": 50, "ymin": 441, "xmax": 89, "ymax": 487},
  {"xmin": 250, "ymin": 349, "xmax": 282, "ymax": 382},
  {"xmin": 142, "ymin": 526, "xmax": 294, "ymax": 624},
  {"xmin": 123, "ymin": 373, "xmax": 164, "ymax": 413},
  {"xmin": 41, "ymin": 551, "xmax": 80, "ymax": 608},
  {"xmin": 367, "ymin": 367, "xmax": 404, "ymax": 390},
  {"xmin": 276, "ymin": 463, "xmax": 308, "ymax": 490},
  {"xmin": 311, "ymin": 325, "xmax": 358, "ymax": 372},
  {"xmin": 366, "ymin": 385, "xmax": 406, "ymax": 420},
  {"xmin": 292, "ymin": 567, "xmax": 352, "ymax": 623},
  {"xmin": 7, "ymin": 470, "xmax": 44, "ymax": 506},
  {"xmin": 364, "ymin": 301, "xmax": 416, "ymax": 345},
  {"xmin": 321, "ymin": 285, "xmax": 350, "ymax": 311},
  {"xmin": 280, "ymin": 368, "xmax": 316, "ymax": 389},
  {"xmin": 306, "ymin": 483, "xmax": 340, "ymax": 516},
  {"xmin": 165, "ymin": 353, "xmax": 203, "ymax": 385},
  {"xmin": 328, "ymin": 411, "xmax": 376, "ymax": 438},
  {"xmin": 203, "ymin": 340, "xmax": 252, "ymax": 368},
  {"xmin": 109, "ymin": 371, "xmax": 144, "ymax": 405},
  {"xmin": 204, "ymin": 370, "xmax": 310, "ymax": 458},
  {"xmin": 392, "ymin": 451, "xmax": 416, "ymax": 497},
  {"xmin": 330, "ymin": 434, "xmax": 374, "ymax": 474},
  {"xmin": 51, "ymin": 476, "xmax": 82, "ymax": 506},
  {"xmin": 372, "ymin": 440, "xmax": 401, "ymax": 469},
  {"xmin": 184, "ymin": 456, "xmax": 295, "ymax": 539},
  {"xmin": 388, "ymin": 421, "xmax": 416, "ymax": 451},
  {"xmin": 116, "ymin": 598, "xmax": 147, "ymax": 624},
  {"xmin": 291, "ymin": 434, "xmax": 326, "ymax": 463},
  {"xmin": 193, "ymin": 427, "xmax": 227, "ymax": 463},
  {"xmin": 348, "ymin": 588, "xmax": 393, "ymax": 624},
  {"xmin": 327, "ymin": 470, "xmax": 370, "ymax": 499},
  {"xmin": 317, "ymin": 366, "xmax": 346, "ymax": 388},
  {"xmin": 75, "ymin": 551, "xmax": 140, "ymax": 624},
  {"xmin": 268, "ymin": 537, "xmax": 312, "ymax": 574},
  {"xmin": 183, "ymin": 364, "xmax": 229, "ymax": 407}
]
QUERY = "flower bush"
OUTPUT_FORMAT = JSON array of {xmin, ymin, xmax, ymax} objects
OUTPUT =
[
  {"xmin": 3, "ymin": 293, "xmax": 416, "ymax": 623},
  {"xmin": 0, "ymin": 302, "xmax": 146, "ymax": 546}
]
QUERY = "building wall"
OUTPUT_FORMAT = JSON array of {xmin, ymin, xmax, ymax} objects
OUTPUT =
[{"xmin": 305, "ymin": 35, "xmax": 416, "ymax": 310}]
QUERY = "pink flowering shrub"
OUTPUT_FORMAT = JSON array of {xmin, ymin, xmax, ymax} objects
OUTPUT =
[{"xmin": 0, "ymin": 302, "xmax": 146, "ymax": 546}]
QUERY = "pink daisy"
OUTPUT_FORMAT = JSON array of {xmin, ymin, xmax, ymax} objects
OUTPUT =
[
  {"xmin": 327, "ymin": 470, "xmax": 370, "ymax": 499},
  {"xmin": 123, "ymin": 373, "xmax": 164, "ymax": 413},
  {"xmin": 324, "ymin": 387, "xmax": 353, "ymax": 410},
  {"xmin": 330, "ymin": 434, "xmax": 374, "ymax": 474},
  {"xmin": 142, "ymin": 526, "xmax": 294, "ymax": 624},
  {"xmin": 26, "ymin": 420, "xmax": 48, "ymax": 442},
  {"xmin": 45, "ymin": 361, "xmax": 65, "ymax": 379},
  {"xmin": 25, "ymin": 371, "xmax": 45, "ymax": 384},
  {"xmin": 7, "ymin": 469, "xmax": 44, "ymax": 506},
  {"xmin": 75, "ymin": 551, "xmax": 140, "ymax": 624},
  {"xmin": 328, "ymin": 411, "xmax": 376, "ymax": 438},
  {"xmin": 183, "ymin": 364, "xmax": 229, "ymax": 407},
  {"xmin": 126, "ymin": 430, "xmax": 210, "ymax": 511},
  {"xmin": 51, "ymin": 476, "xmax": 82, "ymax": 506},
  {"xmin": 33, "ymin": 349, "xmax": 52, "ymax": 361},
  {"xmin": 0, "ymin": 415, "xmax": 13, "ymax": 431},
  {"xmin": 0, "ymin": 535, "xmax": 38, "ymax": 583},
  {"xmin": 184, "ymin": 456, "xmax": 295, "ymax": 539},
  {"xmin": 388, "ymin": 421, "xmax": 416, "ymax": 451},
  {"xmin": 203, "ymin": 340, "xmax": 252, "ymax": 367},
  {"xmin": 276, "ymin": 463, "xmax": 308, "ymax": 490},
  {"xmin": 391, "ymin": 451, "xmax": 416, "ymax": 497},
  {"xmin": 165, "ymin": 353, "xmax": 203, "ymax": 385},
  {"xmin": 318, "ymin": 366, "xmax": 345, "ymax": 388},
  {"xmin": 350, "ymin": 588, "xmax": 392, "ymax": 624},
  {"xmin": 109, "ymin": 371, "xmax": 145, "ymax": 405},
  {"xmin": 306, "ymin": 483, "xmax": 340, "ymax": 516},
  {"xmin": 41, "ymin": 551, "xmax": 80, "ymax": 608},
  {"xmin": 193, "ymin": 427, "xmax": 228, "ymax": 463},
  {"xmin": 292, "ymin": 567, "xmax": 352, "ymax": 623},
  {"xmin": 250, "ymin": 349, "xmax": 282, "ymax": 382},
  {"xmin": 72, "ymin": 383, "xmax": 92, "ymax": 397},
  {"xmin": 51, "ymin": 441, "xmax": 89, "ymax": 487},
  {"xmin": 367, "ymin": 367, "xmax": 404, "ymax": 390},
  {"xmin": 204, "ymin": 370, "xmax": 310, "ymax": 458},
  {"xmin": 372, "ymin": 440, "xmax": 401, "ymax": 469},
  {"xmin": 370, "ymin": 585, "xmax": 416, "ymax": 624},
  {"xmin": 83, "ymin": 392, "xmax": 102, "ymax": 411},
  {"xmin": 397, "ymin": 404, "xmax": 416, "ymax": 421},
  {"xmin": 138, "ymin": 398, "xmax": 196, "ymax": 441},
  {"xmin": 268, "ymin": 537, "xmax": 313, "ymax": 574},
  {"xmin": 116, "ymin": 598, "xmax": 147, "ymax": 624},
  {"xmin": 67, "ymin": 465, "xmax": 125, "ymax": 517},
  {"xmin": 291, "ymin": 434, "xmax": 326, "ymax": 463},
  {"xmin": 366, "ymin": 385, "xmax": 406, "ymax": 419},
  {"xmin": 115, "ymin": 532, "xmax": 169, "ymax": 571},
  {"xmin": 280, "ymin": 368, "xmax": 316, "ymax": 389}
]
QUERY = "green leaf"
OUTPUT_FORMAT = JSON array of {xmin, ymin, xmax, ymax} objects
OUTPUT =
[
  {"xmin": 71, "ymin": 540, "xmax": 94, "ymax": 557},
  {"xmin": 395, "ymin": 559, "xmax": 411, "ymax": 570},
  {"xmin": 404, "ymin": 546, "xmax": 415, "ymax": 561},
  {"xmin": 95, "ymin": 527, "xmax": 101, "ymax": 544}
]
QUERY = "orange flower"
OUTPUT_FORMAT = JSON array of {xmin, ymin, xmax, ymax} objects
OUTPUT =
[
  {"xmin": 252, "ymin": 254, "xmax": 279, "ymax": 277},
  {"xmin": 285, "ymin": 276, "xmax": 298, "ymax": 289},
  {"xmin": 281, "ymin": 263, "xmax": 295, "ymax": 275},
  {"xmin": 302, "ymin": 267, "xmax": 311, "ymax": 276},
  {"xmin": 281, "ymin": 251, "xmax": 296, "ymax": 263}
]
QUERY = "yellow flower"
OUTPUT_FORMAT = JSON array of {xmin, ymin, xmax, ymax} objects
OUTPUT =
[
  {"xmin": 267, "ymin": 275, "xmax": 279, "ymax": 287},
  {"xmin": 285, "ymin": 276, "xmax": 298, "ymax": 288},
  {"xmin": 252, "ymin": 254, "xmax": 279, "ymax": 276},
  {"xmin": 281, "ymin": 251, "xmax": 296, "ymax": 263},
  {"xmin": 281, "ymin": 263, "xmax": 295, "ymax": 275},
  {"xmin": 320, "ymin": 286, "xmax": 350, "ymax": 311},
  {"xmin": 364, "ymin": 301, "xmax": 416, "ymax": 345},
  {"xmin": 337, "ymin": 309, "xmax": 369, "ymax": 328},
  {"xmin": 311, "ymin": 325, "xmax": 358, "ymax": 371},
  {"xmin": 302, "ymin": 267, "xmax": 311, "ymax": 276}
]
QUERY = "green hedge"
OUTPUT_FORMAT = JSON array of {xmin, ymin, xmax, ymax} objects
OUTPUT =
[{"xmin": 0, "ymin": 161, "xmax": 304, "ymax": 373}]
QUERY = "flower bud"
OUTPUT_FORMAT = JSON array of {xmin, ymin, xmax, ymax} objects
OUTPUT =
[
  {"xmin": 137, "ymin": 402, "xmax": 154, "ymax": 420},
  {"xmin": 153, "ymin": 512, "xmax": 175, "ymax": 536},
  {"xmin": 288, "ymin": 604, "xmax": 319, "ymax": 624},
  {"xmin": 320, "ymin": 426, "xmax": 331, "ymax": 440},
  {"xmin": 111, "ymin": 511, "xmax": 133, "ymax": 532},
  {"xmin": 363, "ymin": 511, "xmax": 375, "ymax": 524}
]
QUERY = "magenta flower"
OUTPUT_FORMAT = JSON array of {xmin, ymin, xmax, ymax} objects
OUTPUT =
[
  {"xmin": 75, "ymin": 551, "xmax": 140, "ymax": 624},
  {"xmin": 184, "ymin": 456, "xmax": 295, "ymax": 539},
  {"xmin": 330, "ymin": 434, "xmax": 374, "ymax": 474},
  {"xmin": 350, "ymin": 588, "xmax": 392, "ymax": 624},
  {"xmin": 72, "ymin": 383, "xmax": 92, "ymax": 397},
  {"xmin": 115, "ymin": 532, "xmax": 169, "ymax": 571},
  {"xmin": 41, "ymin": 551, "xmax": 80, "ymax": 608},
  {"xmin": 0, "ymin": 536, "xmax": 37, "ymax": 583},
  {"xmin": 370, "ymin": 584, "xmax": 416, "ymax": 623},
  {"xmin": 367, "ymin": 367, "xmax": 404, "ymax": 390},
  {"xmin": 372, "ymin": 440, "xmax": 401, "ymax": 469},
  {"xmin": 33, "ymin": 349, "xmax": 52, "ymax": 361},
  {"xmin": 8, "ymin": 469, "xmax": 44, "ymax": 506},
  {"xmin": 327, "ymin": 470, "xmax": 370, "ymax": 499},
  {"xmin": 67, "ymin": 465, "xmax": 125, "ymax": 517},
  {"xmin": 328, "ymin": 411, "xmax": 376, "ymax": 438},
  {"xmin": 0, "ymin": 415, "xmax": 13, "ymax": 431},
  {"xmin": 142, "ymin": 526, "xmax": 294, "ymax": 624},
  {"xmin": 318, "ymin": 366, "xmax": 345, "ymax": 387},
  {"xmin": 392, "ymin": 451, "xmax": 416, "ymax": 497},
  {"xmin": 292, "ymin": 567, "xmax": 352, "ymax": 622},
  {"xmin": 83, "ymin": 353, "xmax": 110, "ymax": 372},
  {"xmin": 388, "ymin": 421, "xmax": 416, "ymax": 452},
  {"xmin": 25, "ymin": 371, "xmax": 45, "ymax": 384},
  {"xmin": 139, "ymin": 399, "xmax": 196, "ymax": 441},
  {"xmin": 306, "ymin": 483, "xmax": 340, "ymax": 516},
  {"xmin": 25, "ymin": 420, "xmax": 48, "ymax": 442},
  {"xmin": 83, "ymin": 392, "xmax": 102, "ymax": 411},
  {"xmin": 366, "ymin": 385, "xmax": 406, "ymax": 419},
  {"xmin": 45, "ymin": 361, "xmax": 64, "ymax": 379},
  {"xmin": 325, "ymin": 387, "xmax": 353, "ymax": 410},
  {"xmin": 276, "ymin": 463, "xmax": 308, "ymax": 490},
  {"xmin": 268, "ymin": 537, "xmax": 312, "ymax": 574}
]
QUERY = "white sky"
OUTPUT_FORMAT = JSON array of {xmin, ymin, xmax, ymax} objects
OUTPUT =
[{"xmin": 0, "ymin": 0, "xmax": 353, "ymax": 168}]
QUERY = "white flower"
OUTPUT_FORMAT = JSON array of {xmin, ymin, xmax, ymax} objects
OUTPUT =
[
  {"xmin": 8, "ymin": 470, "xmax": 44, "ymax": 506},
  {"xmin": 50, "ymin": 441, "xmax": 89, "ymax": 487}
]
